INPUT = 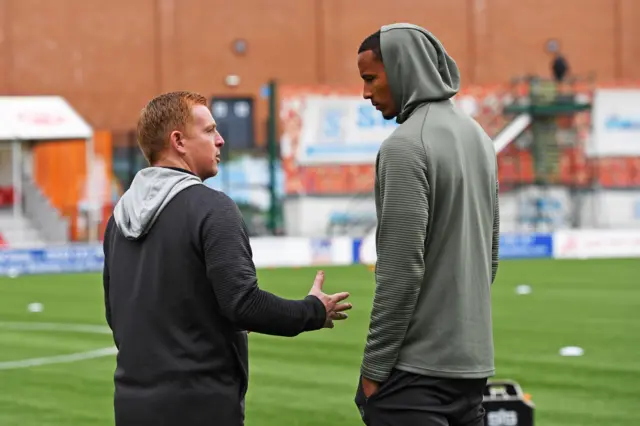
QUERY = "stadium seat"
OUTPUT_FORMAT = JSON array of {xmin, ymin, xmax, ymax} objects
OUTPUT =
[{"xmin": 0, "ymin": 187, "xmax": 14, "ymax": 207}]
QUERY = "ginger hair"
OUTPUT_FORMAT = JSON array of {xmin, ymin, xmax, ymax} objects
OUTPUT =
[{"xmin": 137, "ymin": 91, "xmax": 208, "ymax": 164}]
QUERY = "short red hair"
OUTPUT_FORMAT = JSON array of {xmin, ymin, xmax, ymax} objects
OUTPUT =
[{"xmin": 137, "ymin": 91, "xmax": 208, "ymax": 164}]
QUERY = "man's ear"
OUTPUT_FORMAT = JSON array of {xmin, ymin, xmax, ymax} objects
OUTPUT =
[{"xmin": 169, "ymin": 130, "xmax": 186, "ymax": 154}]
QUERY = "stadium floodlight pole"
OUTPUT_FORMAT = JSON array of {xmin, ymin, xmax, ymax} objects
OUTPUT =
[{"xmin": 266, "ymin": 79, "xmax": 278, "ymax": 235}]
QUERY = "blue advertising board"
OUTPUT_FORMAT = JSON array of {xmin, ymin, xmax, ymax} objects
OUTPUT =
[
  {"xmin": 353, "ymin": 233, "xmax": 553, "ymax": 263},
  {"xmin": 0, "ymin": 233, "xmax": 552, "ymax": 278},
  {"xmin": 351, "ymin": 238, "xmax": 364, "ymax": 264},
  {"xmin": 499, "ymin": 233, "xmax": 553, "ymax": 259},
  {"xmin": 0, "ymin": 244, "xmax": 104, "ymax": 276}
]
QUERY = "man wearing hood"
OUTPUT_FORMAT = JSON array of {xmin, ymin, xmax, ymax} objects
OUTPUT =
[
  {"xmin": 103, "ymin": 91, "xmax": 352, "ymax": 426},
  {"xmin": 354, "ymin": 24, "xmax": 500, "ymax": 425}
]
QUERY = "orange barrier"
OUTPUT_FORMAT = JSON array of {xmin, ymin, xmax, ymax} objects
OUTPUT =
[{"xmin": 32, "ymin": 130, "xmax": 114, "ymax": 241}]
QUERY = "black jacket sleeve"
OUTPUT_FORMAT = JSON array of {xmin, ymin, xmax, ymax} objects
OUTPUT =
[
  {"xmin": 102, "ymin": 217, "xmax": 113, "ymax": 330},
  {"xmin": 202, "ymin": 196, "xmax": 326, "ymax": 336}
]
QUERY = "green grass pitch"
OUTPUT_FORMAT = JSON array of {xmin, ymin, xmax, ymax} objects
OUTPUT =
[{"xmin": 0, "ymin": 258, "xmax": 639, "ymax": 425}]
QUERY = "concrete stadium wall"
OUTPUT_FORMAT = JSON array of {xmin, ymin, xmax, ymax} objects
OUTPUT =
[{"xmin": 0, "ymin": 0, "xmax": 639, "ymax": 143}]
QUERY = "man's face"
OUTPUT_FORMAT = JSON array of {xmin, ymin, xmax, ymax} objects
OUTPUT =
[
  {"xmin": 181, "ymin": 104, "xmax": 224, "ymax": 180},
  {"xmin": 358, "ymin": 50, "xmax": 397, "ymax": 119}
]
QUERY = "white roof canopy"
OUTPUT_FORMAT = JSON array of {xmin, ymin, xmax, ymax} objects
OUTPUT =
[{"xmin": 0, "ymin": 96, "xmax": 93, "ymax": 141}]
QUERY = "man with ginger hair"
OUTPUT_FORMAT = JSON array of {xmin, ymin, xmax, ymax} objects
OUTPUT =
[{"xmin": 102, "ymin": 91, "xmax": 352, "ymax": 426}]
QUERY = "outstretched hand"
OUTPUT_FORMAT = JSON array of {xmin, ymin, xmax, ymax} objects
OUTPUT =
[{"xmin": 308, "ymin": 270, "xmax": 352, "ymax": 328}]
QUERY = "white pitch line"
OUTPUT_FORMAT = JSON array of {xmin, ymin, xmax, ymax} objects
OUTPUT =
[
  {"xmin": 0, "ymin": 321, "xmax": 111, "ymax": 334},
  {"xmin": 0, "ymin": 321, "xmax": 117, "ymax": 370},
  {"xmin": 0, "ymin": 347, "xmax": 117, "ymax": 370}
]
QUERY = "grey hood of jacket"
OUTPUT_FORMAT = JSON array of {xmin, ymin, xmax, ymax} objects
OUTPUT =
[
  {"xmin": 380, "ymin": 23, "xmax": 461, "ymax": 124},
  {"xmin": 113, "ymin": 167, "xmax": 202, "ymax": 240}
]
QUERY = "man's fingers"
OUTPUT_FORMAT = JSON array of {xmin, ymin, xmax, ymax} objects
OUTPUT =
[
  {"xmin": 329, "ymin": 291, "xmax": 350, "ymax": 303},
  {"xmin": 332, "ymin": 302, "xmax": 353, "ymax": 312},
  {"xmin": 312, "ymin": 270, "xmax": 325, "ymax": 291},
  {"xmin": 330, "ymin": 312, "xmax": 349, "ymax": 320}
]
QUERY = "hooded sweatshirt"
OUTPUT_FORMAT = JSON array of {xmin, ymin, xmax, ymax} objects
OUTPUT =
[
  {"xmin": 113, "ymin": 166, "xmax": 202, "ymax": 239},
  {"xmin": 103, "ymin": 167, "xmax": 326, "ymax": 426},
  {"xmin": 360, "ymin": 24, "xmax": 500, "ymax": 383}
]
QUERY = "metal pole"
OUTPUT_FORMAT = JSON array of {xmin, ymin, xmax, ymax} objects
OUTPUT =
[
  {"xmin": 219, "ymin": 121, "xmax": 230, "ymax": 194},
  {"xmin": 128, "ymin": 130, "xmax": 137, "ymax": 189},
  {"xmin": 86, "ymin": 135, "xmax": 98, "ymax": 243},
  {"xmin": 266, "ymin": 79, "xmax": 278, "ymax": 235},
  {"xmin": 11, "ymin": 140, "xmax": 22, "ymax": 219}
]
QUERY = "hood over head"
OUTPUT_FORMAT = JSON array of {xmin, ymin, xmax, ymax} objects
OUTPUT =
[
  {"xmin": 113, "ymin": 167, "xmax": 202, "ymax": 240},
  {"xmin": 380, "ymin": 23, "xmax": 460, "ymax": 123}
]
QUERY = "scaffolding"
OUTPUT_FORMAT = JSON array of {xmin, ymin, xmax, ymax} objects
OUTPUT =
[{"xmin": 500, "ymin": 75, "xmax": 595, "ymax": 231}]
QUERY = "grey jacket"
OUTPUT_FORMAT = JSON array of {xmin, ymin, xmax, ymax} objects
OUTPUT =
[{"xmin": 361, "ymin": 23, "xmax": 500, "ymax": 383}]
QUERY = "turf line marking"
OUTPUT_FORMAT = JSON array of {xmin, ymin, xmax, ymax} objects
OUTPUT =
[
  {"xmin": 0, "ymin": 321, "xmax": 116, "ymax": 370},
  {"xmin": 0, "ymin": 347, "xmax": 117, "ymax": 370},
  {"xmin": 0, "ymin": 321, "xmax": 111, "ymax": 334}
]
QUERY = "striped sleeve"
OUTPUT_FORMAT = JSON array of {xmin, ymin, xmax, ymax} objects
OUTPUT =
[
  {"xmin": 361, "ymin": 137, "xmax": 430, "ymax": 383},
  {"xmin": 491, "ymin": 179, "xmax": 500, "ymax": 284}
]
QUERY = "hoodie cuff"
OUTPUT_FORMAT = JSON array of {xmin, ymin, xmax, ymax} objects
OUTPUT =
[{"xmin": 303, "ymin": 295, "xmax": 327, "ymax": 331}]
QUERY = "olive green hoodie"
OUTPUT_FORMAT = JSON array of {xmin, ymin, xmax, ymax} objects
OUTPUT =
[{"xmin": 361, "ymin": 23, "xmax": 500, "ymax": 383}]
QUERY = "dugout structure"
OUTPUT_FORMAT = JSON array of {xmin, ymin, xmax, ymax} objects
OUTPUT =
[{"xmin": 0, "ymin": 96, "xmax": 99, "ymax": 244}]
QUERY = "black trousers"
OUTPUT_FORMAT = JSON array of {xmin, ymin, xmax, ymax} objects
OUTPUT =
[{"xmin": 354, "ymin": 369, "xmax": 487, "ymax": 426}]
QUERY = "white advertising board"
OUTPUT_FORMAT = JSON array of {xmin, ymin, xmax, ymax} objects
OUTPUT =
[
  {"xmin": 589, "ymin": 89, "xmax": 640, "ymax": 157},
  {"xmin": 554, "ymin": 229, "xmax": 640, "ymax": 259},
  {"xmin": 295, "ymin": 96, "xmax": 398, "ymax": 165},
  {"xmin": 249, "ymin": 236, "xmax": 354, "ymax": 268},
  {"xmin": 289, "ymin": 94, "xmax": 505, "ymax": 166},
  {"xmin": 359, "ymin": 228, "xmax": 377, "ymax": 265}
]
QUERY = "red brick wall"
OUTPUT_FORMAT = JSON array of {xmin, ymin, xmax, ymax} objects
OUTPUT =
[{"xmin": 0, "ymin": 0, "xmax": 638, "ymax": 142}]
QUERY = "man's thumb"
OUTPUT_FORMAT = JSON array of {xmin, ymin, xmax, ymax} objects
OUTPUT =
[{"xmin": 312, "ymin": 270, "xmax": 324, "ymax": 291}]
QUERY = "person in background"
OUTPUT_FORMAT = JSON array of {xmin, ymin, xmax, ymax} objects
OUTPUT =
[
  {"xmin": 545, "ymin": 39, "xmax": 570, "ymax": 83},
  {"xmin": 354, "ymin": 24, "xmax": 500, "ymax": 425},
  {"xmin": 551, "ymin": 50, "xmax": 570, "ymax": 83},
  {"xmin": 102, "ymin": 91, "xmax": 352, "ymax": 426}
]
